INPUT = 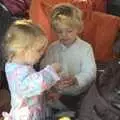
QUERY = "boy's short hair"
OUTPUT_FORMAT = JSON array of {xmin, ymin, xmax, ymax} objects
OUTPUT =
[{"xmin": 51, "ymin": 3, "xmax": 83, "ymax": 32}]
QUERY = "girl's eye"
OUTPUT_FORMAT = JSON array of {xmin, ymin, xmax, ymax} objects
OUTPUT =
[
  {"xmin": 38, "ymin": 50, "xmax": 41, "ymax": 53},
  {"xmin": 37, "ymin": 49, "xmax": 41, "ymax": 53}
]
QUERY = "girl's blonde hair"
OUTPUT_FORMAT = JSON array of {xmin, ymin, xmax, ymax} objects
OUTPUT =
[
  {"xmin": 51, "ymin": 3, "xmax": 83, "ymax": 31},
  {"xmin": 3, "ymin": 19, "xmax": 47, "ymax": 61}
]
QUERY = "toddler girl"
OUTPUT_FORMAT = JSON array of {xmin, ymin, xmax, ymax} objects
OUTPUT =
[{"xmin": 2, "ymin": 19, "xmax": 61, "ymax": 120}]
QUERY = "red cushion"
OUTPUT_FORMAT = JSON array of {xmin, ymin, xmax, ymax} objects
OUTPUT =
[
  {"xmin": 30, "ymin": 0, "xmax": 120, "ymax": 62},
  {"xmin": 82, "ymin": 11, "xmax": 120, "ymax": 62},
  {"xmin": 30, "ymin": 0, "xmax": 106, "ymax": 41}
]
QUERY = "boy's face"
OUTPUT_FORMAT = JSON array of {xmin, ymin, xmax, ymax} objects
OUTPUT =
[{"xmin": 55, "ymin": 23, "xmax": 78, "ymax": 47}]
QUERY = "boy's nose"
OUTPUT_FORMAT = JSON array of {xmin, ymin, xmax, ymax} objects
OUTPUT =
[{"xmin": 62, "ymin": 32, "xmax": 67, "ymax": 38}]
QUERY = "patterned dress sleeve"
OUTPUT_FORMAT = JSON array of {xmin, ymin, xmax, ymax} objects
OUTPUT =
[{"xmin": 16, "ymin": 65, "xmax": 60, "ymax": 98}]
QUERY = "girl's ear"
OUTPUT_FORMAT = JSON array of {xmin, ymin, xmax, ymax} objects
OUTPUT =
[
  {"xmin": 18, "ymin": 48, "xmax": 26, "ymax": 58},
  {"xmin": 8, "ymin": 52, "xmax": 15, "ymax": 62}
]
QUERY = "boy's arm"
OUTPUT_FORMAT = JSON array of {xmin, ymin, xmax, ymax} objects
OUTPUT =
[{"xmin": 74, "ymin": 46, "xmax": 96, "ymax": 89}]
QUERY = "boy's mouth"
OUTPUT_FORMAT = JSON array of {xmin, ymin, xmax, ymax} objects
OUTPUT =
[{"xmin": 61, "ymin": 39, "xmax": 69, "ymax": 42}]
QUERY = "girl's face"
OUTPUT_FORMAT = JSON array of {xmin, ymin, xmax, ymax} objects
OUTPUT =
[
  {"xmin": 55, "ymin": 23, "xmax": 78, "ymax": 47},
  {"xmin": 25, "ymin": 39, "xmax": 48, "ymax": 65}
]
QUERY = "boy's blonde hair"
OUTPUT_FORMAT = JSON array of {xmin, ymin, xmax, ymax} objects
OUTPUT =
[
  {"xmin": 51, "ymin": 3, "xmax": 83, "ymax": 31},
  {"xmin": 3, "ymin": 19, "xmax": 47, "ymax": 61}
]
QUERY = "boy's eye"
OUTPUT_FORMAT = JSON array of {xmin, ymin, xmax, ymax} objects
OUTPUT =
[
  {"xmin": 68, "ymin": 30, "xmax": 72, "ymax": 33},
  {"xmin": 57, "ymin": 30, "xmax": 72, "ymax": 34},
  {"xmin": 57, "ymin": 31, "xmax": 62, "ymax": 34}
]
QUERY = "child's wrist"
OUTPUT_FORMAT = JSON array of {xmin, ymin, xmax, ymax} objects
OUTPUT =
[
  {"xmin": 50, "ymin": 86, "xmax": 58, "ymax": 93},
  {"xmin": 46, "ymin": 65, "xmax": 60, "ymax": 81}
]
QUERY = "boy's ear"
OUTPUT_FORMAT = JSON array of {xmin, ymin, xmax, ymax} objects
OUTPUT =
[{"xmin": 77, "ymin": 22, "xmax": 84, "ymax": 35}]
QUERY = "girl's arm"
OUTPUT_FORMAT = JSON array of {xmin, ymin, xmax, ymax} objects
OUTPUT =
[{"xmin": 17, "ymin": 65, "xmax": 60, "ymax": 98}]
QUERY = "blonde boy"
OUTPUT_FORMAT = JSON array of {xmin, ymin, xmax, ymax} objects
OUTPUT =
[{"xmin": 41, "ymin": 3, "xmax": 96, "ymax": 110}]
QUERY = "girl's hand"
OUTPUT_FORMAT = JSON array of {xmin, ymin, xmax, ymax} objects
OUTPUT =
[{"xmin": 51, "ymin": 63, "xmax": 61, "ymax": 73}]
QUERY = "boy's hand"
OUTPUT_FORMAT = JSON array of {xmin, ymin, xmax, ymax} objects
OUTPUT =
[
  {"xmin": 51, "ymin": 63, "xmax": 61, "ymax": 73},
  {"xmin": 55, "ymin": 76, "xmax": 78, "ymax": 90}
]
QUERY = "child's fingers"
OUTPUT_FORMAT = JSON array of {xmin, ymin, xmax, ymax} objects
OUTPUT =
[
  {"xmin": 57, "ymin": 81, "xmax": 73, "ymax": 88},
  {"xmin": 48, "ymin": 93, "xmax": 60, "ymax": 101}
]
